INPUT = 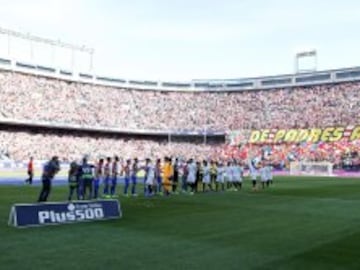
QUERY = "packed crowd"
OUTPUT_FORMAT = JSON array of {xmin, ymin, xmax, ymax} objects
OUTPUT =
[
  {"xmin": 0, "ymin": 71, "xmax": 359, "ymax": 131},
  {"xmin": 224, "ymin": 142, "xmax": 360, "ymax": 170},
  {"xmin": 0, "ymin": 130, "xmax": 222, "ymax": 162},
  {"xmin": 0, "ymin": 70, "xmax": 359, "ymax": 169},
  {"xmin": 1, "ymin": 130, "xmax": 359, "ymax": 170}
]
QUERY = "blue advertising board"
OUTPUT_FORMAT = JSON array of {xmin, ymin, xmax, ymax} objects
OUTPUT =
[{"xmin": 8, "ymin": 200, "xmax": 122, "ymax": 228}]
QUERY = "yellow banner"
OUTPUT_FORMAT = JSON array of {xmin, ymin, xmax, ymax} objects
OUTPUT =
[{"xmin": 229, "ymin": 125, "xmax": 360, "ymax": 144}]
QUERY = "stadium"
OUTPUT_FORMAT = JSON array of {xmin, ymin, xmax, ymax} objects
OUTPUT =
[{"xmin": 1, "ymin": 2, "xmax": 360, "ymax": 270}]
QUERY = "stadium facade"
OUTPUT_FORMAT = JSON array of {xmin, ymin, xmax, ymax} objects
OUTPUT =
[{"xmin": 1, "ymin": 56, "xmax": 360, "ymax": 93}]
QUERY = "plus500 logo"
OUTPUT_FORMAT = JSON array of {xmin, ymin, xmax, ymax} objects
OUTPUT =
[{"xmin": 38, "ymin": 205, "xmax": 104, "ymax": 224}]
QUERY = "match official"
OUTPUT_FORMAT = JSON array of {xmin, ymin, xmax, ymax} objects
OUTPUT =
[{"xmin": 37, "ymin": 156, "xmax": 60, "ymax": 202}]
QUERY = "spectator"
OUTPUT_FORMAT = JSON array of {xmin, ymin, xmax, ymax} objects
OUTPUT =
[
  {"xmin": 0, "ymin": 70, "xmax": 358, "ymax": 170},
  {"xmin": 0, "ymin": 71, "xmax": 358, "ymax": 131}
]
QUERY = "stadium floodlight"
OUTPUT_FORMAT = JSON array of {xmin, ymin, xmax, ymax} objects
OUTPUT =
[
  {"xmin": 294, "ymin": 49, "xmax": 317, "ymax": 73},
  {"xmin": 0, "ymin": 26, "xmax": 94, "ymax": 72}
]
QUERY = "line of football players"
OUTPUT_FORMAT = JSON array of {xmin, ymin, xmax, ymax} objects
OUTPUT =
[{"xmin": 67, "ymin": 155, "xmax": 273, "ymax": 200}]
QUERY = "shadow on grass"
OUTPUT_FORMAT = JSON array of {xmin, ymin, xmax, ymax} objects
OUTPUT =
[{"xmin": 256, "ymin": 230, "xmax": 360, "ymax": 270}]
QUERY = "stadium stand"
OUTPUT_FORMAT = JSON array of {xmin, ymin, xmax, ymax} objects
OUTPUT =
[
  {"xmin": 0, "ymin": 126, "xmax": 223, "ymax": 162},
  {"xmin": 0, "ymin": 71, "xmax": 359, "ymax": 131},
  {"xmin": 0, "ymin": 65, "xmax": 359, "ymax": 170}
]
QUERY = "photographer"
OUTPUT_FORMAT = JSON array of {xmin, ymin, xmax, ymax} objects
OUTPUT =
[{"xmin": 37, "ymin": 156, "xmax": 60, "ymax": 202}]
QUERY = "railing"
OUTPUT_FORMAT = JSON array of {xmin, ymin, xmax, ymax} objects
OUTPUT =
[{"xmin": 0, "ymin": 117, "xmax": 226, "ymax": 136}]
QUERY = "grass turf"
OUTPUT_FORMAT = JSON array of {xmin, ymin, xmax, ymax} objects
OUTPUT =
[{"xmin": 1, "ymin": 176, "xmax": 360, "ymax": 270}]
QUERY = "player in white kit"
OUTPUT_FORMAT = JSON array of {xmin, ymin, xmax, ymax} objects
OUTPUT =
[
  {"xmin": 267, "ymin": 159, "xmax": 273, "ymax": 185},
  {"xmin": 144, "ymin": 158, "xmax": 155, "ymax": 196},
  {"xmin": 232, "ymin": 160, "xmax": 243, "ymax": 191},
  {"xmin": 248, "ymin": 158, "xmax": 259, "ymax": 190},
  {"xmin": 225, "ymin": 161, "xmax": 234, "ymax": 191},
  {"xmin": 260, "ymin": 160, "xmax": 268, "ymax": 189},
  {"xmin": 216, "ymin": 162, "xmax": 225, "ymax": 191},
  {"xmin": 186, "ymin": 159, "xmax": 197, "ymax": 195},
  {"xmin": 202, "ymin": 160, "xmax": 213, "ymax": 192}
]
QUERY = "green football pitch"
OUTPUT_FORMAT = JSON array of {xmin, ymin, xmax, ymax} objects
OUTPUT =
[{"xmin": 1, "ymin": 176, "xmax": 360, "ymax": 270}]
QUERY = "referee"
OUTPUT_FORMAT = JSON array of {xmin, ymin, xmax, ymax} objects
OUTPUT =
[{"xmin": 37, "ymin": 156, "xmax": 60, "ymax": 202}]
